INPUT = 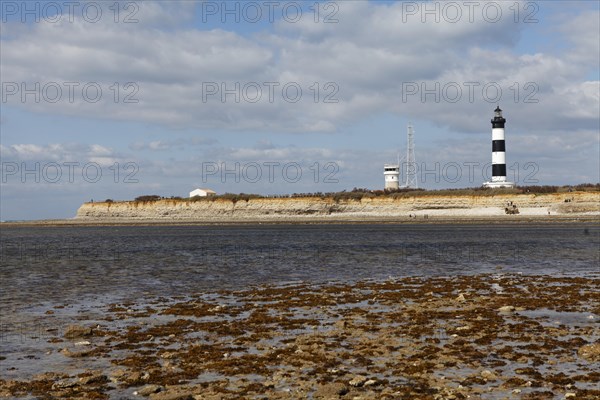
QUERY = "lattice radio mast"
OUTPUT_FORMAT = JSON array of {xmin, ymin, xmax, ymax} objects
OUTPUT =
[{"xmin": 405, "ymin": 123, "xmax": 418, "ymax": 189}]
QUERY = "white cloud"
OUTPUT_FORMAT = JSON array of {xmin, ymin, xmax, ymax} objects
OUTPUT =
[
  {"xmin": 129, "ymin": 137, "xmax": 218, "ymax": 151},
  {"xmin": 4, "ymin": 0, "xmax": 596, "ymax": 134},
  {"xmin": 0, "ymin": 143, "xmax": 125, "ymax": 164}
]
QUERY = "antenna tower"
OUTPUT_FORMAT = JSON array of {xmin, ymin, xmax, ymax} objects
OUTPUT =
[{"xmin": 405, "ymin": 123, "xmax": 418, "ymax": 189}]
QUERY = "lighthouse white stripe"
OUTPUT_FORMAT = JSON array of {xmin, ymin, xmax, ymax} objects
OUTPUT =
[
  {"xmin": 492, "ymin": 152, "xmax": 505, "ymax": 164},
  {"xmin": 492, "ymin": 128, "xmax": 505, "ymax": 141}
]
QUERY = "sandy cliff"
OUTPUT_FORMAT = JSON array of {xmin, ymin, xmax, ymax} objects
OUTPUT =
[{"xmin": 75, "ymin": 192, "xmax": 600, "ymax": 221}]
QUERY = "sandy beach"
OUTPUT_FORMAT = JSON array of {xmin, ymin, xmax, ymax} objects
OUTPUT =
[{"xmin": 2, "ymin": 214, "xmax": 599, "ymax": 227}]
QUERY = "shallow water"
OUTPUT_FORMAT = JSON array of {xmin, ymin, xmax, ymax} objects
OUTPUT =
[
  {"xmin": 1, "ymin": 224, "xmax": 598, "ymax": 312},
  {"xmin": 1, "ymin": 224, "xmax": 599, "ymax": 384}
]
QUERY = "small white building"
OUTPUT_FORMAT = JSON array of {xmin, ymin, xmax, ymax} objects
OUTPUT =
[
  {"xmin": 189, "ymin": 188, "xmax": 216, "ymax": 198},
  {"xmin": 384, "ymin": 164, "xmax": 400, "ymax": 190}
]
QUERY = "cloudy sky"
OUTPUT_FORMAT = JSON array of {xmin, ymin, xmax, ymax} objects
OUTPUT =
[{"xmin": 1, "ymin": 0, "xmax": 598, "ymax": 220}]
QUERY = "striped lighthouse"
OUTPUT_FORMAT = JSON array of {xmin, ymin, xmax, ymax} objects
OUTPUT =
[{"xmin": 484, "ymin": 106, "xmax": 515, "ymax": 188}]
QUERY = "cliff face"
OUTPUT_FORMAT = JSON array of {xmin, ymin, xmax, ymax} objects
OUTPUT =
[{"xmin": 75, "ymin": 192, "xmax": 600, "ymax": 220}]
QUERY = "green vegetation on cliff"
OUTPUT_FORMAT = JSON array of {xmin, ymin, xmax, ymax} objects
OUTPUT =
[{"xmin": 115, "ymin": 184, "xmax": 600, "ymax": 205}]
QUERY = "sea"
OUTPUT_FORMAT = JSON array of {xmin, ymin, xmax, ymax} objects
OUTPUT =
[{"xmin": 1, "ymin": 224, "xmax": 599, "ymax": 311}]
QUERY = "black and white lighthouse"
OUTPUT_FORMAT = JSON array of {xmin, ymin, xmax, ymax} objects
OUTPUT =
[{"xmin": 484, "ymin": 106, "xmax": 515, "ymax": 188}]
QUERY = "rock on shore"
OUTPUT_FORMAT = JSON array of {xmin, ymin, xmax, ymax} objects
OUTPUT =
[{"xmin": 1, "ymin": 274, "xmax": 599, "ymax": 399}]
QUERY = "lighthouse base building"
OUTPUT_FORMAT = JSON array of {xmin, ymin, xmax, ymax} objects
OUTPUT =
[
  {"xmin": 483, "ymin": 181, "xmax": 515, "ymax": 188},
  {"xmin": 483, "ymin": 106, "xmax": 515, "ymax": 189},
  {"xmin": 483, "ymin": 181, "xmax": 516, "ymax": 188}
]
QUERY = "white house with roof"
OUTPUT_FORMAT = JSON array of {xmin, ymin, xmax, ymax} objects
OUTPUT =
[{"xmin": 189, "ymin": 188, "xmax": 216, "ymax": 198}]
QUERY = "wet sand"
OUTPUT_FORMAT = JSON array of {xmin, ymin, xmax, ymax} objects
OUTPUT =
[
  {"xmin": 2, "ymin": 214, "xmax": 599, "ymax": 227},
  {"xmin": 1, "ymin": 273, "xmax": 599, "ymax": 399}
]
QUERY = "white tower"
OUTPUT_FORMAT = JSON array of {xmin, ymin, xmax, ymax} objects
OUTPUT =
[
  {"xmin": 484, "ymin": 106, "xmax": 515, "ymax": 188},
  {"xmin": 384, "ymin": 163, "xmax": 400, "ymax": 190},
  {"xmin": 404, "ymin": 123, "xmax": 418, "ymax": 189}
]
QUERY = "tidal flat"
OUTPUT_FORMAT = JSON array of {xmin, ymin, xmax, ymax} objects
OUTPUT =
[{"xmin": 1, "ymin": 274, "xmax": 599, "ymax": 399}]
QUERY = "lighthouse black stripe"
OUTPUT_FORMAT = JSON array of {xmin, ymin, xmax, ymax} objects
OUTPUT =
[
  {"xmin": 492, "ymin": 164, "xmax": 506, "ymax": 177},
  {"xmin": 492, "ymin": 140, "xmax": 505, "ymax": 152}
]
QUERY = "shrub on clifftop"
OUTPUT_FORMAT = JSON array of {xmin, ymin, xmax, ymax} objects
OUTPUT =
[{"xmin": 134, "ymin": 195, "xmax": 161, "ymax": 202}]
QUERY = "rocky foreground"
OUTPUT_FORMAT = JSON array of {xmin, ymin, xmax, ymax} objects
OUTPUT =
[{"xmin": 1, "ymin": 274, "xmax": 599, "ymax": 399}]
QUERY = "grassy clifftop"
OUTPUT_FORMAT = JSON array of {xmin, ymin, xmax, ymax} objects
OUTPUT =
[{"xmin": 103, "ymin": 184, "xmax": 600, "ymax": 205}]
